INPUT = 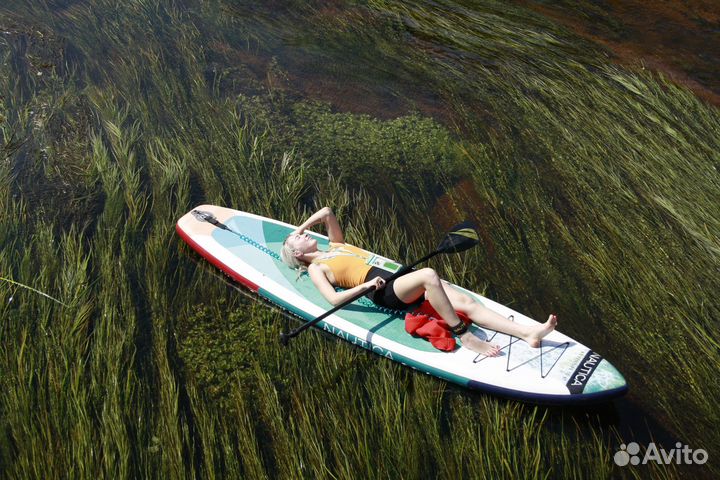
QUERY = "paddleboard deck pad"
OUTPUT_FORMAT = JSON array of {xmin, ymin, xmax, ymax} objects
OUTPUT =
[{"xmin": 176, "ymin": 205, "xmax": 627, "ymax": 404}]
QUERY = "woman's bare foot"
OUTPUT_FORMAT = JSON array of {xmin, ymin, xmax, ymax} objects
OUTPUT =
[
  {"xmin": 459, "ymin": 332, "xmax": 501, "ymax": 357},
  {"xmin": 525, "ymin": 314, "xmax": 558, "ymax": 348}
]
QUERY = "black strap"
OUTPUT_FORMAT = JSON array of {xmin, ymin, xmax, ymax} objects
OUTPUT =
[{"xmin": 450, "ymin": 320, "xmax": 468, "ymax": 335}]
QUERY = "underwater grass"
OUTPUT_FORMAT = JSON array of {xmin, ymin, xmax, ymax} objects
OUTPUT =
[{"xmin": 1, "ymin": 0, "xmax": 718, "ymax": 479}]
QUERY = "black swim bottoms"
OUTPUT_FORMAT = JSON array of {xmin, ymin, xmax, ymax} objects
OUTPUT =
[{"xmin": 363, "ymin": 266, "xmax": 424, "ymax": 311}]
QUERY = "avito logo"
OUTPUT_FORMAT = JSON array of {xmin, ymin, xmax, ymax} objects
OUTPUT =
[{"xmin": 614, "ymin": 442, "xmax": 708, "ymax": 466}]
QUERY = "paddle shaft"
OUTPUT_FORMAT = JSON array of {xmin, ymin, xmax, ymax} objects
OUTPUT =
[{"xmin": 280, "ymin": 249, "xmax": 440, "ymax": 343}]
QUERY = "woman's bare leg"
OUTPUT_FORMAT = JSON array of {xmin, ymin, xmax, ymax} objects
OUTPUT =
[
  {"xmin": 441, "ymin": 281, "xmax": 557, "ymax": 347},
  {"xmin": 391, "ymin": 269, "xmax": 501, "ymax": 356}
]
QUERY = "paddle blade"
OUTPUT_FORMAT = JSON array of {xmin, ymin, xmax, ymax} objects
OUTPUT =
[{"xmin": 437, "ymin": 221, "xmax": 480, "ymax": 253}]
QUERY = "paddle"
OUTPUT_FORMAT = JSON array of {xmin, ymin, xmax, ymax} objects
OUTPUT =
[{"xmin": 278, "ymin": 221, "xmax": 480, "ymax": 346}]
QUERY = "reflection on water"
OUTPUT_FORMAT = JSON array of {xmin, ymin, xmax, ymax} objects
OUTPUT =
[
  {"xmin": 515, "ymin": 0, "xmax": 720, "ymax": 106},
  {"xmin": 210, "ymin": 1, "xmax": 458, "ymax": 121}
]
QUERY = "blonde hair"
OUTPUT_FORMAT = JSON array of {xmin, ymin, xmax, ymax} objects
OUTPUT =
[{"xmin": 280, "ymin": 235, "xmax": 309, "ymax": 279}]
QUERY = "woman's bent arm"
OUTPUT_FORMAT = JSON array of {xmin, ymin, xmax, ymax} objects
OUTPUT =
[
  {"xmin": 292, "ymin": 207, "xmax": 344, "ymax": 243},
  {"xmin": 309, "ymin": 264, "xmax": 382, "ymax": 306},
  {"xmin": 308, "ymin": 264, "xmax": 341, "ymax": 305}
]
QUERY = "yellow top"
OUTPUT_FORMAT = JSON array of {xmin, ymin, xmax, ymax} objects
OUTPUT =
[{"xmin": 311, "ymin": 242, "xmax": 373, "ymax": 288}]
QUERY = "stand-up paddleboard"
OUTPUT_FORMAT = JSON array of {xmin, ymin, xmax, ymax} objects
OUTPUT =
[{"xmin": 176, "ymin": 205, "xmax": 627, "ymax": 405}]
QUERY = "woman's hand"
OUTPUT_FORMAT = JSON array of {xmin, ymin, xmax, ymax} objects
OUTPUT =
[{"xmin": 364, "ymin": 276, "xmax": 386, "ymax": 291}]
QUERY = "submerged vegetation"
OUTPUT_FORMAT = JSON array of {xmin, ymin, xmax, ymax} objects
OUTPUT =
[{"xmin": 1, "ymin": 0, "xmax": 717, "ymax": 478}]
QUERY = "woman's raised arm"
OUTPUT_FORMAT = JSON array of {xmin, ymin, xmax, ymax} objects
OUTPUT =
[{"xmin": 292, "ymin": 206, "xmax": 344, "ymax": 243}]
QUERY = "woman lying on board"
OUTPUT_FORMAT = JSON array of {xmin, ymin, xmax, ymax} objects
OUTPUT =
[{"xmin": 280, "ymin": 207, "xmax": 557, "ymax": 356}]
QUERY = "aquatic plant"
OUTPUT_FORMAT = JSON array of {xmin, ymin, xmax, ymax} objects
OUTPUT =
[{"xmin": 1, "ymin": 0, "xmax": 717, "ymax": 478}]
